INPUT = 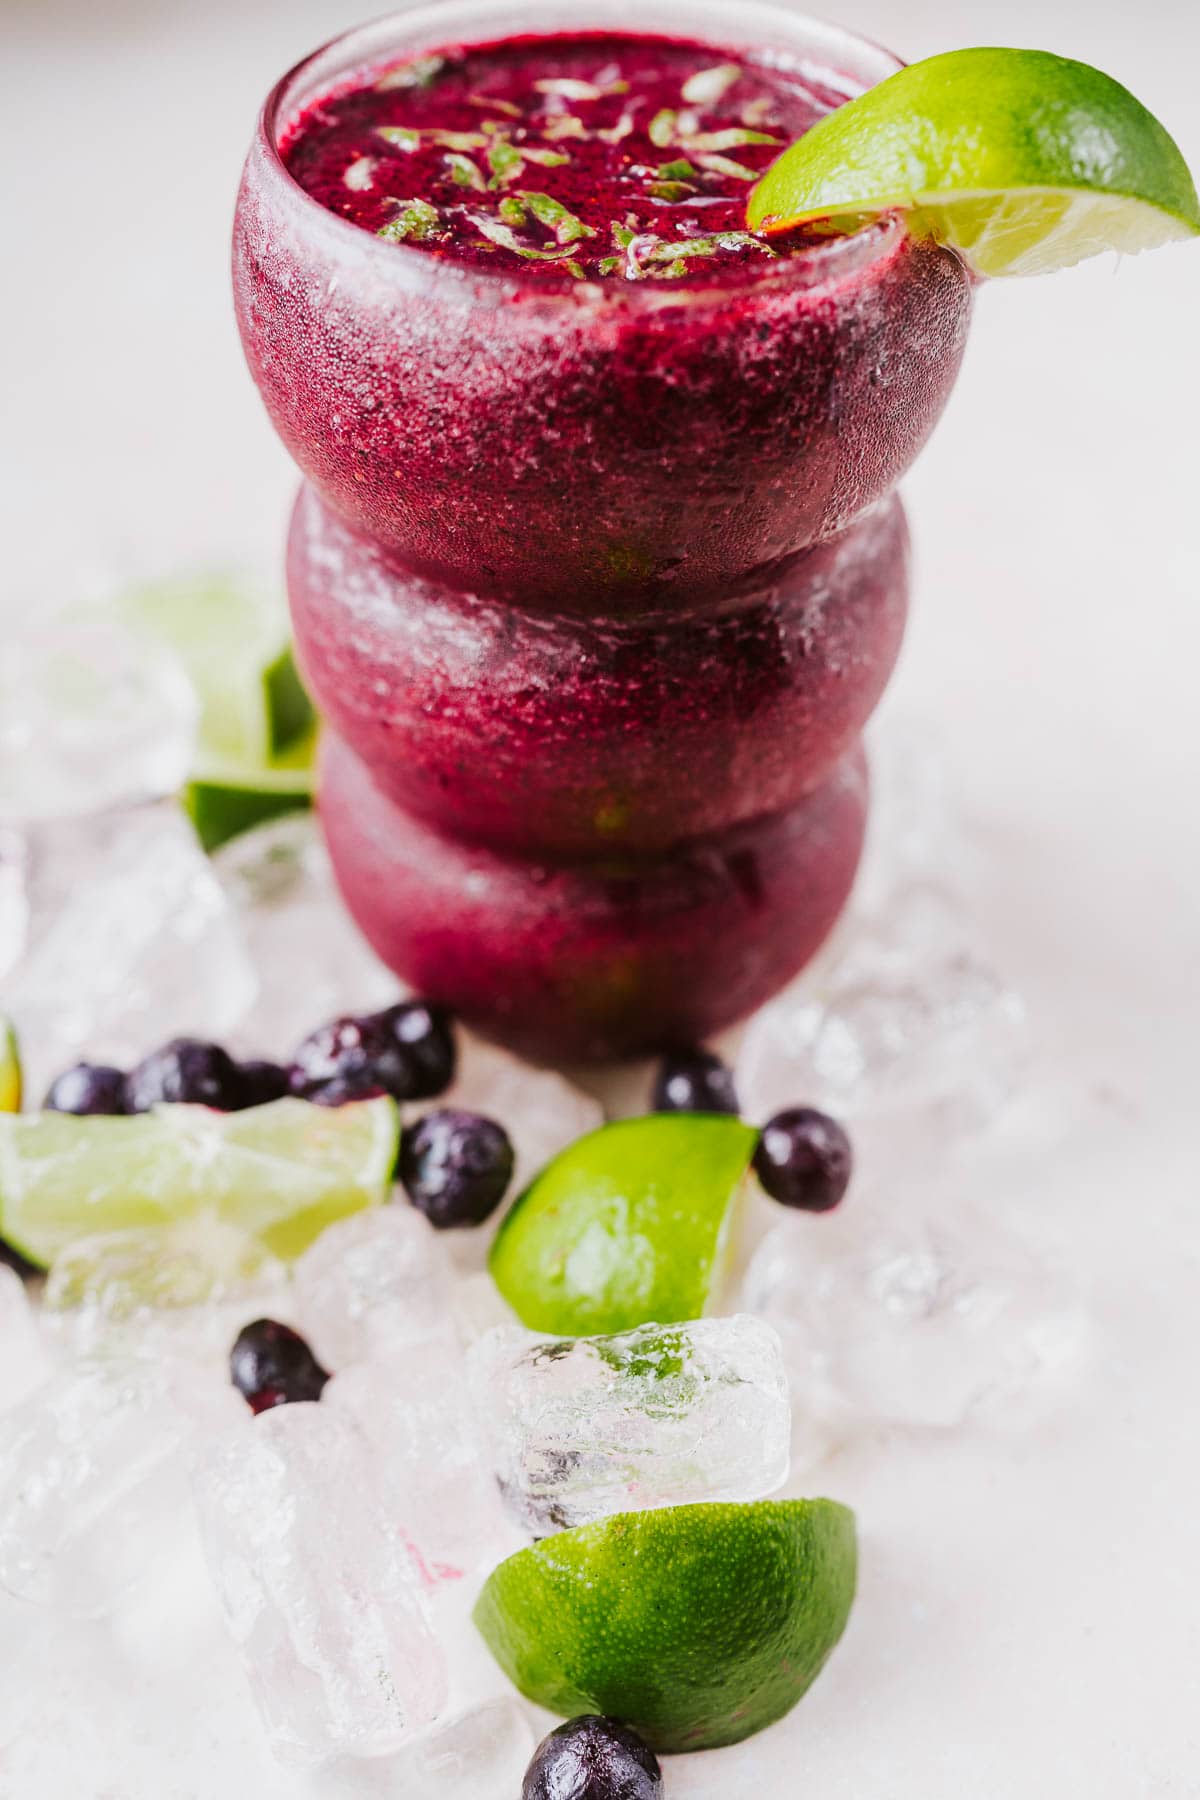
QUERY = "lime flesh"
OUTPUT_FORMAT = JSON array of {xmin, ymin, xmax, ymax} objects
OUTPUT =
[
  {"xmin": 474, "ymin": 1497, "xmax": 857, "ymax": 1751},
  {"xmin": 0, "ymin": 1095, "xmax": 399, "ymax": 1270},
  {"xmin": 488, "ymin": 1114, "xmax": 758, "ymax": 1336},
  {"xmin": 749, "ymin": 48, "xmax": 1200, "ymax": 277}
]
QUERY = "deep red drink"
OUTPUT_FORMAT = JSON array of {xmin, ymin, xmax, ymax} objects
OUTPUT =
[{"xmin": 235, "ymin": 5, "xmax": 972, "ymax": 1059}]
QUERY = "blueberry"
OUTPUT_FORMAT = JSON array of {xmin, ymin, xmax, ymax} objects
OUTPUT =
[
  {"xmin": 398, "ymin": 1109, "xmax": 514, "ymax": 1228},
  {"xmin": 651, "ymin": 1047, "xmax": 739, "ymax": 1116},
  {"xmin": 289, "ymin": 1000, "xmax": 456, "ymax": 1106},
  {"xmin": 236, "ymin": 1059, "xmax": 291, "ymax": 1108},
  {"xmin": 753, "ymin": 1106, "xmax": 853, "ymax": 1213},
  {"xmin": 523, "ymin": 1715, "xmax": 662, "ymax": 1800},
  {"xmin": 229, "ymin": 1318, "xmax": 329, "ymax": 1410},
  {"xmin": 44, "ymin": 1062, "xmax": 128, "ymax": 1116},
  {"xmin": 124, "ymin": 1038, "xmax": 247, "ymax": 1113}
]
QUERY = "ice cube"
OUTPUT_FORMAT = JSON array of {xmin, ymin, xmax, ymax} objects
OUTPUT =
[
  {"xmin": 380, "ymin": 1698, "xmax": 536, "ymax": 1799},
  {"xmin": 0, "ymin": 607, "xmax": 197, "ymax": 825},
  {"xmin": 0, "ymin": 1353, "xmax": 219, "ymax": 1612},
  {"xmin": 737, "ymin": 884, "xmax": 1027, "ymax": 1132},
  {"xmin": 43, "ymin": 1220, "xmax": 286, "ymax": 1360},
  {"xmin": 743, "ymin": 1208, "xmax": 1088, "ymax": 1430},
  {"xmin": 192, "ymin": 1401, "xmax": 447, "ymax": 1765},
  {"xmin": 855, "ymin": 713, "xmax": 958, "ymax": 913},
  {"xmin": 0, "ymin": 828, "xmax": 28, "ymax": 982},
  {"xmin": 0, "ymin": 804, "xmax": 256, "ymax": 1097},
  {"xmin": 213, "ymin": 814, "xmax": 399, "ymax": 1055},
  {"xmin": 293, "ymin": 1205, "xmax": 455, "ymax": 1370},
  {"xmin": 324, "ymin": 1346, "xmax": 519, "ymax": 1583},
  {"xmin": 470, "ymin": 1315, "xmax": 791, "ymax": 1534},
  {"xmin": 0, "ymin": 1265, "xmax": 49, "ymax": 1411}
]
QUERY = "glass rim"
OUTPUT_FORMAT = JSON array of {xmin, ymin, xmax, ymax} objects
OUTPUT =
[{"xmin": 254, "ymin": 0, "xmax": 907, "ymax": 309}]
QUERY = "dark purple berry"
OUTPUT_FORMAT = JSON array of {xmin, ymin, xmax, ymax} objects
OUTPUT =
[
  {"xmin": 235, "ymin": 1060, "xmax": 291, "ymax": 1108},
  {"xmin": 124, "ymin": 1038, "xmax": 247, "ymax": 1113},
  {"xmin": 44, "ymin": 1062, "xmax": 128, "ymax": 1116},
  {"xmin": 398, "ymin": 1109, "xmax": 514, "ymax": 1228},
  {"xmin": 651, "ymin": 1047, "xmax": 739, "ymax": 1116},
  {"xmin": 753, "ymin": 1106, "xmax": 853, "ymax": 1213},
  {"xmin": 523, "ymin": 1716, "xmax": 662, "ymax": 1800},
  {"xmin": 229, "ymin": 1318, "xmax": 329, "ymax": 1410},
  {"xmin": 289, "ymin": 1000, "xmax": 456, "ymax": 1106}
]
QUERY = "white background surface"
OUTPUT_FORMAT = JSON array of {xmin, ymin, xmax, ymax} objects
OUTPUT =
[{"xmin": 3, "ymin": 0, "xmax": 1199, "ymax": 1794}]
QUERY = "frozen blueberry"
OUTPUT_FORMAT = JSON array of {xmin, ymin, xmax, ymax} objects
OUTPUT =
[
  {"xmin": 229, "ymin": 1318, "xmax": 329, "ymax": 1410},
  {"xmin": 289, "ymin": 1000, "xmax": 456, "ymax": 1105},
  {"xmin": 398, "ymin": 1109, "xmax": 514, "ymax": 1228},
  {"xmin": 44, "ymin": 1062, "xmax": 128, "ymax": 1116},
  {"xmin": 523, "ymin": 1715, "xmax": 662, "ymax": 1800},
  {"xmin": 651, "ymin": 1046, "xmax": 739, "ymax": 1116},
  {"xmin": 753, "ymin": 1106, "xmax": 853, "ymax": 1213},
  {"xmin": 124, "ymin": 1038, "xmax": 247, "ymax": 1113},
  {"xmin": 235, "ymin": 1059, "xmax": 291, "ymax": 1108}
]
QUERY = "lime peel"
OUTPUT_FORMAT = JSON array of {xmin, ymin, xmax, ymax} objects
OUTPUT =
[
  {"xmin": 748, "ymin": 48, "xmax": 1200, "ymax": 278},
  {"xmin": 473, "ymin": 1497, "xmax": 857, "ymax": 1751}
]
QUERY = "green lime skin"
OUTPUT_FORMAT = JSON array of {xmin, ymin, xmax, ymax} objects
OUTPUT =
[
  {"xmin": 473, "ymin": 1498, "xmax": 857, "ymax": 1752},
  {"xmin": 488, "ymin": 1114, "xmax": 758, "ymax": 1335},
  {"xmin": 749, "ymin": 48, "xmax": 1200, "ymax": 248}
]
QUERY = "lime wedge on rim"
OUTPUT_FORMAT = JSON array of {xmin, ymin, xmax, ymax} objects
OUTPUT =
[
  {"xmin": 748, "ymin": 48, "xmax": 1200, "ymax": 278},
  {"xmin": 0, "ymin": 1095, "xmax": 399, "ymax": 1270},
  {"xmin": 0, "ymin": 1018, "xmax": 20, "ymax": 1114},
  {"xmin": 474, "ymin": 1497, "xmax": 857, "ymax": 1752},
  {"xmin": 488, "ymin": 1113, "xmax": 758, "ymax": 1336}
]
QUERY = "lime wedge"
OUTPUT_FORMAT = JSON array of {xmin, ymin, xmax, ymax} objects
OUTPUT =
[
  {"xmin": 0, "ymin": 1095, "xmax": 399, "ymax": 1270},
  {"xmin": 488, "ymin": 1114, "xmax": 757, "ymax": 1336},
  {"xmin": 748, "ymin": 48, "xmax": 1200, "ymax": 277},
  {"xmin": 0, "ymin": 1018, "xmax": 20, "ymax": 1113},
  {"xmin": 116, "ymin": 572, "xmax": 312, "ymax": 765},
  {"xmin": 474, "ymin": 1498, "xmax": 857, "ymax": 1751},
  {"xmin": 184, "ymin": 724, "xmax": 317, "ymax": 853}
]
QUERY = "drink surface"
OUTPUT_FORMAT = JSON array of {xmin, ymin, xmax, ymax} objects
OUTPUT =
[{"xmin": 280, "ymin": 31, "xmax": 845, "ymax": 283}]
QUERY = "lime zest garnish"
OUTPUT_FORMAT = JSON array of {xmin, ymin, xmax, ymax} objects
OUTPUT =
[
  {"xmin": 648, "ymin": 109, "xmax": 676, "ymax": 149},
  {"xmin": 534, "ymin": 76, "xmax": 628, "ymax": 101},
  {"xmin": 519, "ymin": 191, "xmax": 597, "ymax": 244},
  {"xmin": 377, "ymin": 199, "xmax": 442, "ymax": 242},
  {"xmin": 445, "ymin": 152, "xmax": 486, "ymax": 191},
  {"xmin": 486, "ymin": 137, "xmax": 525, "ymax": 187},
  {"xmin": 473, "ymin": 214, "xmax": 586, "ymax": 262},
  {"xmin": 681, "ymin": 63, "xmax": 742, "ymax": 106},
  {"xmin": 658, "ymin": 159, "xmax": 698, "ymax": 180},
  {"xmin": 499, "ymin": 194, "xmax": 529, "ymax": 226},
  {"xmin": 684, "ymin": 128, "xmax": 780, "ymax": 152},
  {"xmin": 342, "ymin": 155, "xmax": 377, "ymax": 192},
  {"xmin": 469, "ymin": 93, "xmax": 522, "ymax": 117},
  {"xmin": 649, "ymin": 180, "xmax": 696, "ymax": 202},
  {"xmin": 374, "ymin": 54, "xmax": 446, "ymax": 92},
  {"xmin": 378, "ymin": 126, "xmax": 487, "ymax": 153},
  {"xmin": 543, "ymin": 114, "xmax": 587, "ymax": 141},
  {"xmin": 696, "ymin": 152, "xmax": 759, "ymax": 182}
]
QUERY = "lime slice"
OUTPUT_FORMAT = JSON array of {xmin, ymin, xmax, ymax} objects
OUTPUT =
[
  {"xmin": 0, "ymin": 1018, "xmax": 20, "ymax": 1113},
  {"xmin": 473, "ymin": 1498, "xmax": 857, "ymax": 1751},
  {"xmin": 748, "ymin": 49, "xmax": 1200, "ymax": 277},
  {"xmin": 116, "ymin": 572, "xmax": 313, "ymax": 766},
  {"xmin": 488, "ymin": 1114, "xmax": 757, "ymax": 1336},
  {"xmin": 184, "ymin": 724, "xmax": 317, "ymax": 853},
  {"xmin": 0, "ymin": 1095, "xmax": 399, "ymax": 1270}
]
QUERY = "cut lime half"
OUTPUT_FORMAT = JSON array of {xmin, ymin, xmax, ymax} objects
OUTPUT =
[
  {"xmin": 0, "ymin": 1095, "xmax": 399, "ymax": 1270},
  {"xmin": 749, "ymin": 49, "xmax": 1200, "ymax": 277},
  {"xmin": 185, "ymin": 724, "xmax": 318, "ymax": 853},
  {"xmin": 474, "ymin": 1497, "xmax": 857, "ymax": 1751}
]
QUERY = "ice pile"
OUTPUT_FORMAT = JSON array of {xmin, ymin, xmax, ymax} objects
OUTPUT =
[
  {"xmin": 193, "ymin": 1402, "xmax": 448, "ymax": 1765},
  {"xmin": 471, "ymin": 1314, "xmax": 791, "ymax": 1533},
  {"xmin": 0, "ymin": 1347, "xmax": 238, "ymax": 1613},
  {"xmin": 742, "ymin": 1200, "xmax": 1088, "ymax": 1431},
  {"xmin": 293, "ymin": 1205, "xmax": 453, "ymax": 1369},
  {"xmin": 0, "ymin": 607, "xmax": 197, "ymax": 826},
  {"xmin": 0, "ymin": 805, "xmax": 255, "ymax": 1096}
]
